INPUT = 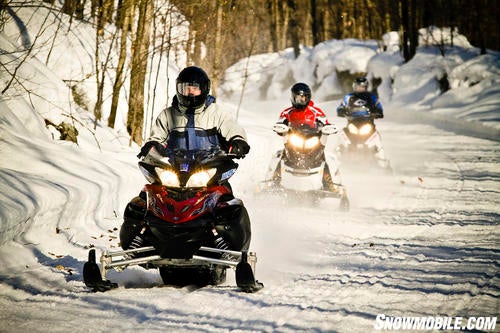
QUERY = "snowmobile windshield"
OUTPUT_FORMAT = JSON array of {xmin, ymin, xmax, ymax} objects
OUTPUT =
[
  {"xmin": 349, "ymin": 106, "xmax": 371, "ymax": 118},
  {"xmin": 289, "ymin": 123, "xmax": 320, "ymax": 136},
  {"xmin": 166, "ymin": 127, "xmax": 220, "ymax": 152}
]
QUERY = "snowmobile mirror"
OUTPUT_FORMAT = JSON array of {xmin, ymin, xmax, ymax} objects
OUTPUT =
[
  {"xmin": 273, "ymin": 123, "xmax": 289, "ymax": 134},
  {"xmin": 321, "ymin": 124, "xmax": 338, "ymax": 135}
]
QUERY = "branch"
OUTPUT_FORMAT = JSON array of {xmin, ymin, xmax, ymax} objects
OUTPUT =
[{"xmin": 1, "ymin": 4, "xmax": 51, "ymax": 94}]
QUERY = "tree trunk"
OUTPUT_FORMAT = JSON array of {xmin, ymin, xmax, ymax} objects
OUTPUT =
[
  {"xmin": 280, "ymin": 2, "xmax": 290, "ymax": 51},
  {"xmin": 268, "ymin": 0, "xmax": 279, "ymax": 52},
  {"xmin": 62, "ymin": 0, "xmax": 76, "ymax": 16},
  {"xmin": 474, "ymin": 0, "xmax": 487, "ymax": 54},
  {"xmin": 127, "ymin": 0, "xmax": 153, "ymax": 145},
  {"xmin": 75, "ymin": 0, "xmax": 85, "ymax": 20},
  {"xmin": 212, "ymin": 1, "xmax": 224, "ymax": 97},
  {"xmin": 364, "ymin": 0, "xmax": 374, "ymax": 38},
  {"xmin": 401, "ymin": 0, "xmax": 410, "ymax": 62},
  {"xmin": 288, "ymin": 0, "xmax": 300, "ymax": 58},
  {"xmin": 94, "ymin": 0, "xmax": 105, "ymax": 127},
  {"xmin": 409, "ymin": 0, "xmax": 417, "ymax": 58},
  {"xmin": 108, "ymin": 0, "xmax": 131, "ymax": 129},
  {"xmin": 103, "ymin": 0, "xmax": 114, "ymax": 24},
  {"xmin": 311, "ymin": 0, "xmax": 321, "ymax": 46}
]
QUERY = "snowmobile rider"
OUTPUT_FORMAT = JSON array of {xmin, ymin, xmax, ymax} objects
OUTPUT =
[
  {"xmin": 122, "ymin": 66, "xmax": 251, "ymax": 255},
  {"xmin": 270, "ymin": 82, "xmax": 339, "ymax": 192},
  {"xmin": 336, "ymin": 77, "xmax": 384, "ymax": 118},
  {"xmin": 336, "ymin": 76, "xmax": 389, "ymax": 168},
  {"xmin": 137, "ymin": 66, "xmax": 250, "ymax": 159}
]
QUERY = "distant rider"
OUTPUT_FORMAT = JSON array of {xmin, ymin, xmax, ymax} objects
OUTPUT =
[
  {"xmin": 269, "ymin": 82, "xmax": 340, "ymax": 192},
  {"xmin": 336, "ymin": 77, "xmax": 383, "ymax": 118},
  {"xmin": 336, "ymin": 77, "xmax": 388, "ymax": 168}
]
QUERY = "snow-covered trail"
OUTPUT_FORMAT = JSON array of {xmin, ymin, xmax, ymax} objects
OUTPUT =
[
  {"xmin": 237, "ymin": 108, "xmax": 499, "ymax": 331},
  {"xmin": 0, "ymin": 105, "xmax": 499, "ymax": 332}
]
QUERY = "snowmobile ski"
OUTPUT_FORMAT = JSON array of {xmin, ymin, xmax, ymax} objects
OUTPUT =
[
  {"xmin": 236, "ymin": 252, "xmax": 264, "ymax": 293},
  {"xmin": 256, "ymin": 180, "xmax": 350, "ymax": 210},
  {"xmin": 83, "ymin": 249, "xmax": 118, "ymax": 292}
]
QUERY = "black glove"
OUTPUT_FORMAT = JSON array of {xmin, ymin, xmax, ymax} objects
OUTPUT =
[
  {"xmin": 374, "ymin": 109, "xmax": 384, "ymax": 119},
  {"xmin": 228, "ymin": 138, "xmax": 250, "ymax": 158},
  {"xmin": 337, "ymin": 107, "xmax": 346, "ymax": 117},
  {"xmin": 137, "ymin": 141, "xmax": 166, "ymax": 158}
]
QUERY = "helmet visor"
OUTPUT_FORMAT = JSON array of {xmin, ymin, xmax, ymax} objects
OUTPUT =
[
  {"xmin": 177, "ymin": 82, "xmax": 202, "ymax": 96},
  {"xmin": 353, "ymin": 78, "xmax": 368, "ymax": 92},
  {"xmin": 292, "ymin": 92, "xmax": 310, "ymax": 107}
]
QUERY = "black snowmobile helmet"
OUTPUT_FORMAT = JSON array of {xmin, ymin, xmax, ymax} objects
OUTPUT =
[
  {"xmin": 176, "ymin": 66, "xmax": 211, "ymax": 108},
  {"xmin": 290, "ymin": 82, "xmax": 312, "ymax": 109},
  {"xmin": 353, "ymin": 77, "xmax": 369, "ymax": 92}
]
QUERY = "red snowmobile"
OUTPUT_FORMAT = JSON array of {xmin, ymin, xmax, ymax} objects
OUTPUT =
[{"xmin": 83, "ymin": 127, "xmax": 263, "ymax": 293}]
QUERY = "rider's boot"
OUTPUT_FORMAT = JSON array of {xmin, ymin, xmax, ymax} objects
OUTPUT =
[
  {"xmin": 267, "ymin": 161, "xmax": 281, "ymax": 187},
  {"xmin": 322, "ymin": 167, "xmax": 339, "ymax": 193}
]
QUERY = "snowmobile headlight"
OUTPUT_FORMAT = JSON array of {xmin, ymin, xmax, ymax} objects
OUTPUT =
[
  {"xmin": 288, "ymin": 134, "xmax": 319, "ymax": 149},
  {"xmin": 347, "ymin": 123, "xmax": 359, "ymax": 134},
  {"xmin": 156, "ymin": 168, "xmax": 180, "ymax": 187},
  {"xmin": 359, "ymin": 123, "xmax": 373, "ymax": 135},
  {"xmin": 186, "ymin": 168, "xmax": 216, "ymax": 188},
  {"xmin": 288, "ymin": 133, "xmax": 305, "ymax": 148},
  {"xmin": 304, "ymin": 136, "xmax": 320, "ymax": 149}
]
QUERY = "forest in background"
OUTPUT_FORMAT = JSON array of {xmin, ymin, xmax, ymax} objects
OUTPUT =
[{"xmin": 0, "ymin": 0, "xmax": 498, "ymax": 144}]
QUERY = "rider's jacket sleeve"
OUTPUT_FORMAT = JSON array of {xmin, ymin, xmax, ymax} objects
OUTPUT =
[
  {"xmin": 371, "ymin": 94, "xmax": 384, "ymax": 115},
  {"xmin": 309, "ymin": 103, "xmax": 330, "ymax": 125},
  {"xmin": 337, "ymin": 94, "xmax": 351, "ymax": 109},
  {"xmin": 147, "ymin": 102, "xmax": 247, "ymax": 144},
  {"xmin": 148, "ymin": 110, "xmax": 171, "ymax": 143},
  {"xmin": 277, "ymin": 106, "xmax": 293, "ymax": 125}
]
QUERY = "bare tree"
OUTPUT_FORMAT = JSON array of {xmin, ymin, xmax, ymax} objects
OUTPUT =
[
  {"xmin": 127, "ymin": 0, "xmax": 154, "ymax": 145},
  {"xmin": 409, "ymin": 0, "xmax": 417, "ymax": 58},
  {"xmin": 93, "ymin": 0, "xmax": 106, "ymax": 127},
  {"xmin": 310, "ymin": 0, "xmax": 321, "ymax": 45},
  {"xmin": 235, "ymin": 28, "xmax": 258, "ymax": 120},
  {"xmin": 108, "ymin": 0, "xmax": 132, "ymax": 128},
  {"xmin": 401, "ymin": 0, "xmax": 410, "ymax": 61},
  {"xmin": 45, "ymin": 5, "xmax": 65, "ymax": 66},
  {"xmin": 268, "ymin": 0, "xmax": 279, "ymax": 52},
  {"xmin": 0, "ymin": 0, "xmax": 7, "ymax": 29},
  {"xmin": 211, "ymin": 1, "xmax": 224, "ymax": 96},
  {"xmin": 5, "ymin": 0, "xmax": 499, "ymax": 148},
  {"xmin": 1, "ymin": 5, "xmax": 52, "ymax": 94},
  {"xmin": 287, "ymin": 0, "xmax": 300, "ymax": 58},
  {"xmin": 62, "ymin": 0, "xmax": 76, "ymax": 18},
  {"xmin": 144, "ymin": 1, "xmax": 175, "ymax": 138}
]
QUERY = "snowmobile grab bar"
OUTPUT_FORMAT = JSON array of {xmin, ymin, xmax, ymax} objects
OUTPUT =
[
  {"xmin": 101, "ymin": 246, "xmax": 156, "ymax": 258},
  {"xmin": 98, "ymin": 246, "xmax": 252, "ymax": 280},
  {"xmin": 192, "ymin": 255, "xmax": 239, "ymax": 267},
  {"xmin": 102, "ymin": 254, "xmax": 162, "ymax": 270},
  {"xmin": 100, "ymin": 245, "xmax": 241, "ymax": 260},
  {"xmin": 84, "ymin": 247, "xmax": 262, "ymax": 293},
  {"xmin": 198, "ymin": 246, "xmax": 242, "ymax": 257}
]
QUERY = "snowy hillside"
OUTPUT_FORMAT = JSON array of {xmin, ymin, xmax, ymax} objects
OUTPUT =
[
  {"xmin": 0, "ymin": 4, "xmax": 499, "ymax": 333},
  {"xmin": 220, "ymin": 30, "xmax": 500, "ymax": 136}
]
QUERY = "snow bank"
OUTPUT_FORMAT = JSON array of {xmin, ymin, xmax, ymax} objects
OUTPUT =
[{"xmin": 220, "ymin": 28, "xmax": 500, "ymax": 133}]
